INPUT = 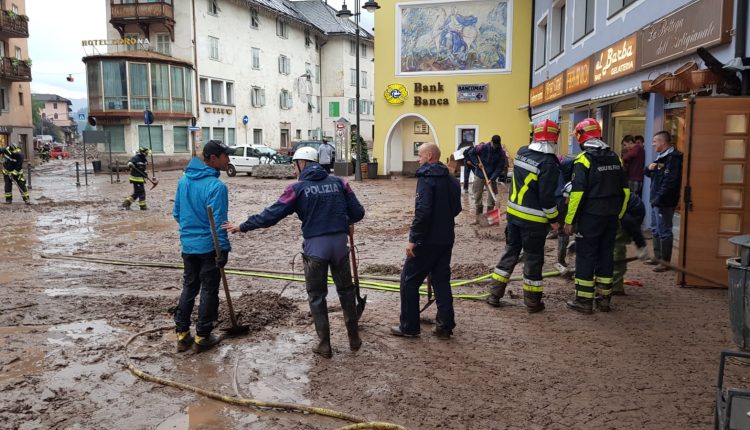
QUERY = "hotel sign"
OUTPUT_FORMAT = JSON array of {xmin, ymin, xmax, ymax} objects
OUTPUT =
[
  {"xmin": 593, "ymin": 34, "xmax": 638, "ymax": 84},
  {"xmin": 565, "ymin": 59, "xmax": 591, "ymax": 94},
  {"xmin": 81, "ymin": 37, "xmax": 150, "ymax": 47},
  {"xmin": 639, "ymin": 0, "xmax": 732, "ymax": 68},
  {"xmin": 529, "ymin": 84, "xmax": 545, "ymax": 107},
  {"xmin": 544, "ymin": 73, "xmax": 565, "ymax": 103}
]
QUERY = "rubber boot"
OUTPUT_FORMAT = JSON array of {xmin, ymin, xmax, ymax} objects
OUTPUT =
[
  {"xmin": 486, "ymin": 280, "xmax": 506, "ymax": 307},
  {"xmin": 645, "ymin": 239, "xmax": 661, "ymax": 265},
  {"xmin": 193, "ymin": 333, "xmax": 221, "ymax": 352},
  {"xmin": 523, "ymin": 291, "xmax": 545, "ymax": 313},
  {"xmin": 596, "ymin": 295, "xmax": 612, "ymax": 312},
  {"xmin": 566, "ymin": 298, "xmax": 593, "ymax": 314},
  {"xmin": 176, "ymin": 330, "xmax": 194, "ymax": 352},
  {"xmin": 330, "ymin": 256, "xmax": 362, "ymax": 351},
  {"xmin": 654, "ymin": 238, "xmax": 672, "ymax": 272},
  {"xmin": 122, "ymin": 198, "xmax": 133, "ymax": 210},
  {"xmin": 303, "ymin": 255, "xmax": 333, "ymax": 358}
]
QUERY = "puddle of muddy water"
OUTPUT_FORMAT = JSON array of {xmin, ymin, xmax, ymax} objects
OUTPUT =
[
  {"xmin": 0, "ymin": 326, "xmax": 47, "ymax": 380},
  {"xmin": 47, "ymin": 319, "xmax": 119, "ymax": 346},
  {"xmin": 156, "ymin": 399, "xmax": 247, "ymax": 430}
]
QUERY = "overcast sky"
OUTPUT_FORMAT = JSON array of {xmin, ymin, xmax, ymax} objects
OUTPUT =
[{"xmin": 27, "ymin": 0, "xmax": 374, "ymax": 101}]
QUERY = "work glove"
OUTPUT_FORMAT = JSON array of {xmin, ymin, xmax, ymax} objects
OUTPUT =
[
  {"xmin": 216, "ymin": 250, "xmax": 229, "ymax": 268},
  {"xmin": 636, "ymin": 246, "xmax": 649, "ymax": 262}
]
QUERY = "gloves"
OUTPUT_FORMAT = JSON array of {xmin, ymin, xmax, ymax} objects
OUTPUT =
[
  {"xmin": 636, "ymin": 246, "xmax": 649, "ymax": 261},
  {"xmin": 216, "ymin": 250, "xmax": 229, "ymax": 268}
]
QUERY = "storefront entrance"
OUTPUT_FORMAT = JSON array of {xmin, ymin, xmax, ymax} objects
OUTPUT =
[{"xmin": 383, "ymin": 114, "xmax": 438, "ymax": 176}]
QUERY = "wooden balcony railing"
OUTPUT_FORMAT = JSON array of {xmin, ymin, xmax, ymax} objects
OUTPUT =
[
  {"xmin": 110, "ymin": 1, "xmax": 174, "ymax": 21},
  {"xmin": 0, "ymin": 57, "xmax": 31, "ymax": 82},
  {"xmin": 0, "ymin": 12, "xmax": 29, "ymax": 38}
]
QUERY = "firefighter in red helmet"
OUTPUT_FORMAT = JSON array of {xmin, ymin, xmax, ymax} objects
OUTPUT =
[
  {"xmin": 486, "ymin": 119, "xmax": 561, "ymax": 313},
  {"xmin": 564, "ymin": 118, "xmax": 629, "ymax": 314}
]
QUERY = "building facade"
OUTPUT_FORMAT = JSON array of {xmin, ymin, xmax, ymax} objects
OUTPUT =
[
  {"xmin": 32, "ymin": 93, "xmax": 77, "ymax": 142},
  {"xmin": 373, "ymin": 0, "xmax": 532, "ymax": 176},
  {"xmin": 0, "ymin": 0, "xmax": 32, "ymax": 157},
  {"xmin": 84, "ymin": 0, "xmax": 374, "ymax": 166},
  {"xmin": 529, "ymin": 0, "xmax": 750, "ymax": 286}
]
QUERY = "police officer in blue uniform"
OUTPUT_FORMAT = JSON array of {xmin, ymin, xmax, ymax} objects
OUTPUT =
[{"xmin": 223, "ymin": 147, "xmax": 365, "ymax": 358}]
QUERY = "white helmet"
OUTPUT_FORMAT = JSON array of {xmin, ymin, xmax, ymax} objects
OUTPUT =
[{"xmin": 292, "ymin": 146, "xmax": 318, "ymax": 162}]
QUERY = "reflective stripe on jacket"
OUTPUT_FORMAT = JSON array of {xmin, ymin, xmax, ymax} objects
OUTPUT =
[
  {"xmin": 565, "ymin": 148, "xmax": 629, "ymax": 225},
  {"xmin": 507, "ymin": 146, "xmax": 560, "ymax": 229}
]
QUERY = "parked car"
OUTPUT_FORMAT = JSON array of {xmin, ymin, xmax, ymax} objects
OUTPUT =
[
  {"xmin": 227, "ymin": 145, "xmax": 262, "ymax": 177},
  {"xmin": 251, "ymin": 144, "xmax": 292, "ymax": 164},
  {"xmin": 50, "ymin": 146, "xmax": 70, "ymax": 160},
  {"xmin": 290, "ymin": 140, "xmax": 324, "ymax": 156}
]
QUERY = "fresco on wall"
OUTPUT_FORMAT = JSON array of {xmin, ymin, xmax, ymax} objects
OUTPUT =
[{"xmin": 399, "ymin": 0, "xmax": 510, "ymax": 75}]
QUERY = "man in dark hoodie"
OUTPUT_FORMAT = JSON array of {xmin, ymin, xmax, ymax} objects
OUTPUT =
[
  {"xmin": 391, "ymin": 143, "xmax": 462, "ymax": 339},
  {"xmin": 223, "ymin": 147, "xmax": 365, "ymax": 359},
  {"xmin": 173, "ymin": 140, "xmax": 232, "ymax": 353}
]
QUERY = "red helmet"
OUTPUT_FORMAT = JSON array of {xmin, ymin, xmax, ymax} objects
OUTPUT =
[
  {"xmin": 533, "ymin": 119, "xmax": 560, "ymax": 143},
  {"xmin": 574, "ymin": 118, "xmax": 602, "ymax": 144}
]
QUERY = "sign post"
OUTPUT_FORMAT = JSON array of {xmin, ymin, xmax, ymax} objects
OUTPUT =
[
  {"xmin": 144, "ymin": 109, "xmax": 155, "ymax": 177},
  {"xmin": 242, "ymin": 115, "xmax": 249, "ymax": 146}
]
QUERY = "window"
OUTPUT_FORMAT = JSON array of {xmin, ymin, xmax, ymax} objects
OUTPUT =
[
  {"xmin": 103, "ymin": 60, "xmax": 128, "ymax": 110},
  {"xmin": 171, "ymin": 66, "xmax": 186, "ymax": 112},
  {"xmin": 173, "ymin": 126, "xmax": 189, "ymax": 153},
  {"xmin": 359, "ymin": 100, "xmax": 367, "ymax": 115},
  {"xmin": 276, "ymin": 19, "xmax": 288, "ymax": 38},
  {"xmin": 361, "ymin": 71, "xmax": 367, "ymax": 88},
  {"xmin": 608, "ymin": 0, "xmax": 637, "ymax": 17},
  {"xmin": 534, "ymin": 16, "xmax": 547, "ymax": 69},
  {"xmin": 349, "ymin": 40, "xmax": 356, "ymax": 55},
  {"xmin": 200, "ymin": 78, "xmax": 208, "ymax": 102},
  {"xmin": 103, "ymin": 125, "xmax": 125, "ymax": 152},
  {"xmin": 226, "ymin": 82, "xmax": 234, "ymax": 105},
  {"xmin": 305, "ymin": 62, "xmax": 312, "ymax": 80},
  {"xmin": 227, "ymin": 128, "xmax": 235, "ymax": 146},
  {"xmin": 329, "ymin": 101, "xmax": 339, "ymax": 117},
  {"xmin": 316, "ymin": 96, "xmax": 321, "ymax": 113},
  {"xmin": 208, "ymin": 0, "xmax": 218, "ymax": 15},
  {"xmin": 250, "ymin": 8, "xmax": 259, "ymax": 28},
  {"xmin": 209, "ymin": 36, "xmax": 219, "ymax": 60},
  {"xmin": 17, "ymin": 92, "xmax": 22, "ymax": 106},
  {"xmin": 295, "ymin": 129, "xmax": 302, "ymax": 139},
  {"xmin": 87, "ymin": 62, "xmax": 102, "ymax": 111},
  {"xmin": 305, "ymin": 29, "xmax": 312, "ymax": 47},
  {"xmin": 151, "ymin": 63, "xmax": 170, "ymax": 111},
  {"xmin": 53, "ymin": 102, "xmax": 58, "ymax": 109},
  {"xmin": 213, "ymin": 127, "xmax": 225, "ymax": 143},
  {"xmin": 0, "ymin": 42, "xmax": 5, "ymax": 58},
  {"xmin": 129, "ymin": 63, "xmax": 149, "ymax": 110},
  {"xmin": 211, "ymin": 79, "xmax": 223, "ymax": 104},
  {"xmin": 201, "ymin": 127, "xmax": 210, "ymax": 145},
  {"xmin": 315, "ymin": 65, "xmax": 320, "ymax": 83},
  {"xmin": 550, "ymin": 3, "xmax": 566, "ymax": 58},
  {"xmin": 251, "ymin": 48, "xmax": 260, "ymax": 69},
  {"xmin": 307, "ymin": 94, "xmax": 313, "ymax": 112},
  {"xmin": 348, "ymin": 98, "xmax": 356, "ymax": 114},
  {"xmin": 361, "ymin": 43, "xmax": 368, "ymax": 58},
  {"xmin": 280, "ymin": 90, "xmax": 292, "ymax": 109},
  {"xmin": 350, "ymin": 69, "xmax": 357, "ymax": 86},
  {"xmin": 278, "ymin": 55, "xmax": 290, "ymax": 75},
  {"xmin": 138, "ymin": 125, "xmax": 163, "ymax": 152},
  {"xmin": 15, "ymin": 47, "xmax": 21, "ymax": 60},
  {"xmin": 251, "ymin": 86, "xmax": 266, "ymax": 107},
  {"xmin": 156, "ymin": 33, "xmax": 171, "ymax": 56},
  {"xmin": 11, "ymin": 4, "xmax": 18, "ymax": 14},
  {"xmin": 54, "ymin": 113, "xmax": 58, "ymax": 119},
  {"xmin": 253, "ymin": 129, "xmax": 263, "ymax": 145},
  {"xmin": 573, "ymin": 0, "xmax": 595, "ymax": 42},
  {"xmin": 280, "ymin": 129, "xmax": 289, "ymax": 148}
]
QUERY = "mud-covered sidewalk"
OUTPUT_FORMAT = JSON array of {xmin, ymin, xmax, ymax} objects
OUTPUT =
[{"xmin": 0, "ymin": 160, "xmax": 746, "ymax": 429}]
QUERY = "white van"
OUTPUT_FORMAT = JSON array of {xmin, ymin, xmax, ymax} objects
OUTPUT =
[{"xmin": 227, "ymin": 145, "xmax": 262, "ymax": 177}]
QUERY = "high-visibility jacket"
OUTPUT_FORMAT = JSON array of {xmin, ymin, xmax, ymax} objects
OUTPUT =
[
  {"xmin": 507, "ymin": 146, "xmax": 560, "ymax": 230},
  {"xmin": 565, "ymin": 145, "xmax": 629, "ymax": 225},
  {"xmin": 1, "ymin": 147, "xmax": 23, "ymax": 175},
  {"xmin": 128, "ymin": 153, "xmax": 148, "ymax": 183}
]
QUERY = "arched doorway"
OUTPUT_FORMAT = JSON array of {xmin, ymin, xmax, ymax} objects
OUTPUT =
[{"xmin": 383, "ymin": 113, "xmax": 439, "ymax": 175}]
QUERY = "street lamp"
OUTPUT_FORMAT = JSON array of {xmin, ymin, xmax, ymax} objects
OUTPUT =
[{"xmin": 337, "ymin": 0, "xmax": 379, "ymax": 181}]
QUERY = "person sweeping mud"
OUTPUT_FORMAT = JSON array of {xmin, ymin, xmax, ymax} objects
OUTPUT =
[
  {"xmin": 122, "ymin": 146, "xmax": 151, "ymax": 210},
  {"xmin": 172, "ymin": 140, "xmax": 232, "ymax": 352},
  {"xmin": 1, "ymin": 143, "xmax": 30, "ymax": 204},
  {"xmin": 390, "ymin": 143, "xmax": 461, "ymax": 339},
  {"xmin": 223, "ymin": 147, "xmax": 365, "ymax": 359}
]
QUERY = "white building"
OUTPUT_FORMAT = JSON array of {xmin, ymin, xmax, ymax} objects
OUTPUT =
[{"xmin": 83, "ymin": 0, "xmax": 374, "ymax": 166}]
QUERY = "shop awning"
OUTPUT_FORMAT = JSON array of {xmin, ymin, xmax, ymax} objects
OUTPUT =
[{"xmin": 558, "ymin": 86, "xmax": 642, "ymax": 111}]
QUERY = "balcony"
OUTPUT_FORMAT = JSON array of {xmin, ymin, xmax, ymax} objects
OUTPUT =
[
  {"xmin": 110, "ymin": 0, "xmax": 175, "ymax": 41},
  {"xmin": 0, "ymin": 57, "xmax": 31, "ymax": 82},
  {"xmin": 0, "ymin": 11, "xmax": 29, "ymax": 39}
]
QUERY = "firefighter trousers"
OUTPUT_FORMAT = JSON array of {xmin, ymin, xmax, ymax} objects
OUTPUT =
[
  {"xmin": 4, "ymin": 171, "xmax": 29, "ymax": 202},
  {"xmin": 129, "ymin": 181, "xmax": 146, "ymax": 207},
  {"xmin": 574, "ymin": 213, "xmax": 618, "ymax": 299},
  {"xmin": 492, "ymin": 222, "xmax": 548, "ymax": 294}
]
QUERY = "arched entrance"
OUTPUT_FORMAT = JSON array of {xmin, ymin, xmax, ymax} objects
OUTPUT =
[{"xmin": 383, "ymin": 113, "xmax": 439, "ymax": 175}]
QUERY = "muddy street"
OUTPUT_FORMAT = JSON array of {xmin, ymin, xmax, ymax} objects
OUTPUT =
[{"xmin": 0, "ymin": 160, "xmax": 746, "ymax": 429}]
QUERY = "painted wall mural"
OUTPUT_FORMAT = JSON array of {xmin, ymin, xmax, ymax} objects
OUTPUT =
[{"xmin": 398, "ymin": 0, "xmax": 511, "ymax": 75}]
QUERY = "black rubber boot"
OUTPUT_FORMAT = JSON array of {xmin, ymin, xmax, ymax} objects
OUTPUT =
[
  {"xmin": 330, "ymin": 256, "xmax": 361, "ymax": 351},
  {"xmin": 193, "ymin": 333, "xmax": 221, "ymax": 352},
  {"xmin": 654, "ymin": 238, "xmax": 672, "ymax": 272},
  {"xmin": 596, "ymin": 295, "xmax": 612, "ymax": 312},
  {"xmin": 486, "ymin": 280, "xmax": 506, "ymax": 307},
  {"xmin": 303, "ymin": 255, "xmax": 333, "ymax": 358},
  {"xmin": 523, "ymin": 291, "xmax": 545, "ymax": 313},
  {"xmin": 176, "ymin": 331, "xmax": 194, "ymax": 352},
  {"xmin": 645, "ymin": 239, "xmax": 661, "ymax": 265},
  {"xmin": 566, "ymin": 298, "xmax": 593, "ymax": 314}
]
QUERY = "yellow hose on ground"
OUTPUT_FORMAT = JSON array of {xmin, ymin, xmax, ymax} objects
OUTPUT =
[{"xmin": 125, "ymin": 325, "xmax": 407, "ymax": 430}]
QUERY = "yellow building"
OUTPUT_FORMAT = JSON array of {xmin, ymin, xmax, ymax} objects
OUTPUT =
[{"xmin": 373, "ymin": 0, "xmax": 531, "ymax": 176}]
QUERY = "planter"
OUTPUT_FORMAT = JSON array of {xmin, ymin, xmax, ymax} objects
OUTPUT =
[
  {"xmin": 641, "ymin": 80, "xmax": 653, "ymax": 92},
  {"xmin": 367, "ymin": 162, "xmax": 378, "ymax": 179},
  {"xmin": 674, "ymin": 61, "xmax": 698, "ymax": 87},
  {"xmin": 360, "ymin": 163, "xmax": 368, "ymax": 176},
  {"xmin": 650, "ymin": 72, "xmax": 673, "ymax": 95},
  {"xmin": 664, "ymin": 76, "xmax": 689, "ymax": 94}
]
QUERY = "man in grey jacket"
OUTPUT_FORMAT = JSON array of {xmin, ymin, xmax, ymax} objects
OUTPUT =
[{"xmin": 318, "ymin": 139, "xmax": 335, "ymax": 173}]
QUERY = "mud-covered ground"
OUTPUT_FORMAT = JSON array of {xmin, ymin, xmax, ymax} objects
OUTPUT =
[{"xmin": 1, "ymin": 159, "xmax": 748, "ymax": 429}]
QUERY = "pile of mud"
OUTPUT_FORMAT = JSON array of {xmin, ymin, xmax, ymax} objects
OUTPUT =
[
  {"xmin": 362, "ymin": 263, "xmax": 401, "ymax": 275},
  {"xmin": 216, "ymin": 290, "xmax": 298, "ymax": 332}
]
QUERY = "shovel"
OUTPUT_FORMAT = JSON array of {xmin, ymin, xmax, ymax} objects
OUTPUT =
[
  {"xmin": 419, "ymin": 274, "xmax": 435, "ymax": 314},
  {"xmin": 207, "ymin": 205, "xmax": 250, "ymax": 336},
  {"xmin": 128, "ymin": 164, "xmax": 159, "ymax": 190},
  {"xmin": 348, "ymin": 227, "xmax": 367, "ymax": 318},
  {"xmin": 477, "ymin": 158, "xmax": 502, "ymax": 227}
]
